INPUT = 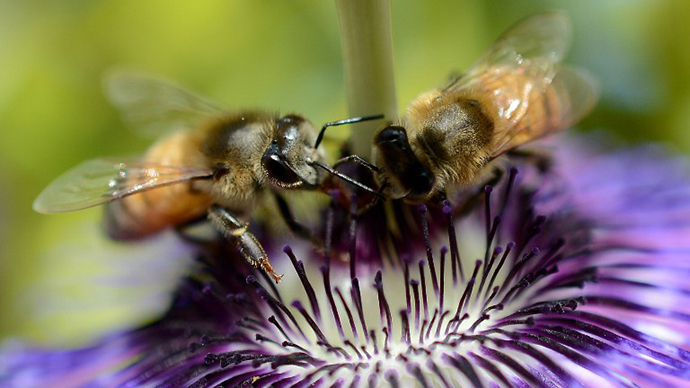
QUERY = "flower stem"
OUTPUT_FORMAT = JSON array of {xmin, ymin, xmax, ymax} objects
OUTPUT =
[{"xmin": 335, "ymin": 0, "xmax": 397, "ymax": 159}]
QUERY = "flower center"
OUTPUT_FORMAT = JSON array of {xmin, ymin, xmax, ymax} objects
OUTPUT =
[{"xmin": 200, "ymin": 167, "xmax": 589, "ymax": 386}]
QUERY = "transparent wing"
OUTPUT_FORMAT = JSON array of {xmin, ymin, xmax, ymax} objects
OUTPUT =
[
  {"xmin": 104, "ymin": 70, "xmax": 226, "ymax": 136},
  {"xmin": 486, "ymin": 65, "xmax": 599, "ymax": 156},
  {"xmin": 438, "ymin": 12, "xmax": 597, "ymax": 156},
  {"xmin": 548, "ymin": 65, "xmax": 599, "ymax": 129},
  {"xmin": 34, "ymin": 158, "xmax": 214, "ymax": 213},
  {"xmin": 446, "ymin": 11, "xmax": 572, "ymax": 94}
]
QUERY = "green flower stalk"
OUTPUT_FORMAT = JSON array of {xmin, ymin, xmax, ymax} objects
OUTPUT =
[{"xmin": 335, "ymin": 0, "xmax": 397, "ymax": 159}]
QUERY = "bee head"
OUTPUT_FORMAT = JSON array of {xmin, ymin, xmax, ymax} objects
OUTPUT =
[
  {"xmin": 261, "ymin": 114, "xmax": 322, "ymax": 189},
  {"xmin": 373, "ymin": 125, "xmax": 435, "ymax": 201}
]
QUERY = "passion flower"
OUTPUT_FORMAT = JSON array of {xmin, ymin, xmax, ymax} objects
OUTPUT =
[{"xmin": 3, "ymin": 137, "xmax": 690, "ymax": 387}]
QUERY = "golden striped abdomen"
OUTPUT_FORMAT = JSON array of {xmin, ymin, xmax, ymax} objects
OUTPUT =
[
  {"xmin": 467, "ymin": 67, "xmax": 572, "ymax": 154},
  {"xmin": 105, "ymin": 130, "xmax": 213, "ymax": 240}
]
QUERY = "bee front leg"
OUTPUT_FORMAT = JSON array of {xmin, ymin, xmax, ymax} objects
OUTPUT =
[
  {"xmin": 506, "ymin": 148, "xmax": 553, "ymax": 173},
  {"xmin": 452, "ymin": 167, "xmax": 505, "ymax": 217},
  {"xmin": 273, "ymin": 192, "xmax": 324, "ymax": 250},
  {"xmin": 207, "ymin": 205, "xmax": 283, "ymax": 283}
]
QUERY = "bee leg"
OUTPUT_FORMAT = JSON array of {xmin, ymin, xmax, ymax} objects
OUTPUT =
[
  {"xmin": 207, "ymin": 205, "xmax": 283, "ymax": 283},
  {"xmin": 353, "ymin": 182, "xmax": 389, "ymax": 216},
  {"xmin": 356, "ymin": 196, "xmax": 381, "ymax": 217},
  {"xmin": 329, "ymin": 157, "xmax": 386, "ymax": 216},
  {"xmin": 452, "ymin": 167, "xmax": 504, "ymax": 217},
  {"xmin": 172, "ymin": 214, "xmax": 215, "ymax": 245},
  {"xmin": 333, "ymin": 154, "xmax": 380, "ymax": 172},
  {"xmin": 506, "ymin": 149, "xmax": 552, "ymax": 173},
  {"xmin": 426, "ymin": 189, "xmax": 449, "ymax": 205},
  {"xmin": 273, "ymin": 192, "xmax": 325, "ymax": 250}
]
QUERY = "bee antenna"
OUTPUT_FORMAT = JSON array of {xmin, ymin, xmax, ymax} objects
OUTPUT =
[
  {"xmin": 311, "ymin": 161, "xmax": 385, "ymax": 199},
  {"xmin": 314, "ymin": 114, "xmax": 385, "ymax": 150}
]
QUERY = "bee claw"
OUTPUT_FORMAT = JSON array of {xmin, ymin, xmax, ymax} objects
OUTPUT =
[
  {"xmin": 208, "ymin": 205, "xmax": 286, "ymax": 283},
  {"xmin": 260, "ymin": 257, "xmax": 283, "ymax": 284}
]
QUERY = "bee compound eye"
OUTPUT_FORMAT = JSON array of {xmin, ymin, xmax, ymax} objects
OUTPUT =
[
  {"xmin": 408, "ymin": 168, "xmax": 435, "ymax": 199},
  {"xmin": 261, "ymin": 153, "xmax": 301, "ymax": 186},
  {"xmin": 375, "ymin": 126, "xmax": 407, "ymax": 144}
]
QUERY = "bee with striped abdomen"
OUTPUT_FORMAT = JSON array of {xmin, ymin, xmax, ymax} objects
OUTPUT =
[
  {"xmin": 371, "ymin": 12, "xmax": 598, "ymax": 202},
  {"xmin": 34, "ymin": 73, "xmax": 383, "ymax": 282}
]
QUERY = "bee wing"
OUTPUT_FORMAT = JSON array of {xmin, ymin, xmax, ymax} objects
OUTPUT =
[
  {"xmin": 104, "ymin": 70, "xmax": 226, "ymax": 136},
  {"xmin": 548, "ymin": 65, "xmax": 600, "ymax": 128},
  {"xmin": 444, "ymin": 12, "xmax": 598, "ymax": 156},
  {"xmin": 446, "ymin": 12, "xmax": 572, "ymax": 94},
  {"xmin": 485, "ymin": 64, "xmax": 600, "ymax": 155},
  {"xmin": 34, "ymin": 158, "xmax": 214, "ymax": 214}
]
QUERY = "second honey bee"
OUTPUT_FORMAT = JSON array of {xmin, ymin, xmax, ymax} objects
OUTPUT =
[
  {"xmin": 34, "ymin": 73, "xmax": 382, "ymax": 282},
  {"xmin": 371, "ymin": 12, "xmax": 598, "ymax": 202}
]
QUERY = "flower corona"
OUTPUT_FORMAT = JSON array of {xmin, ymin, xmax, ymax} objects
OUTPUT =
[{"xmin": 5, "ymin": 138, "xmax": 690, "ymax": 387}]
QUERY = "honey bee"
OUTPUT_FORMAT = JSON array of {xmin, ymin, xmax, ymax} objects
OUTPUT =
[
  {"xmin": 33, "ymin": 72, "xmax": 383, "ymax": 282},
  {"xmin": 371, "ymin": 12, "xmax": 598, "ymax": 202}
]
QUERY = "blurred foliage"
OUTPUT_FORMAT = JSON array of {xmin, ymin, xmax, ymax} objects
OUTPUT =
[{"xmin": 1, "ymin": 0, "xmax": 689, "ymax": 345}]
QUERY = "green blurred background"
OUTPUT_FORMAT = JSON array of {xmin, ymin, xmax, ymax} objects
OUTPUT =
[{"xmin": 1, "ymin": 0, "xmax": 689, "ymax": 346}]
